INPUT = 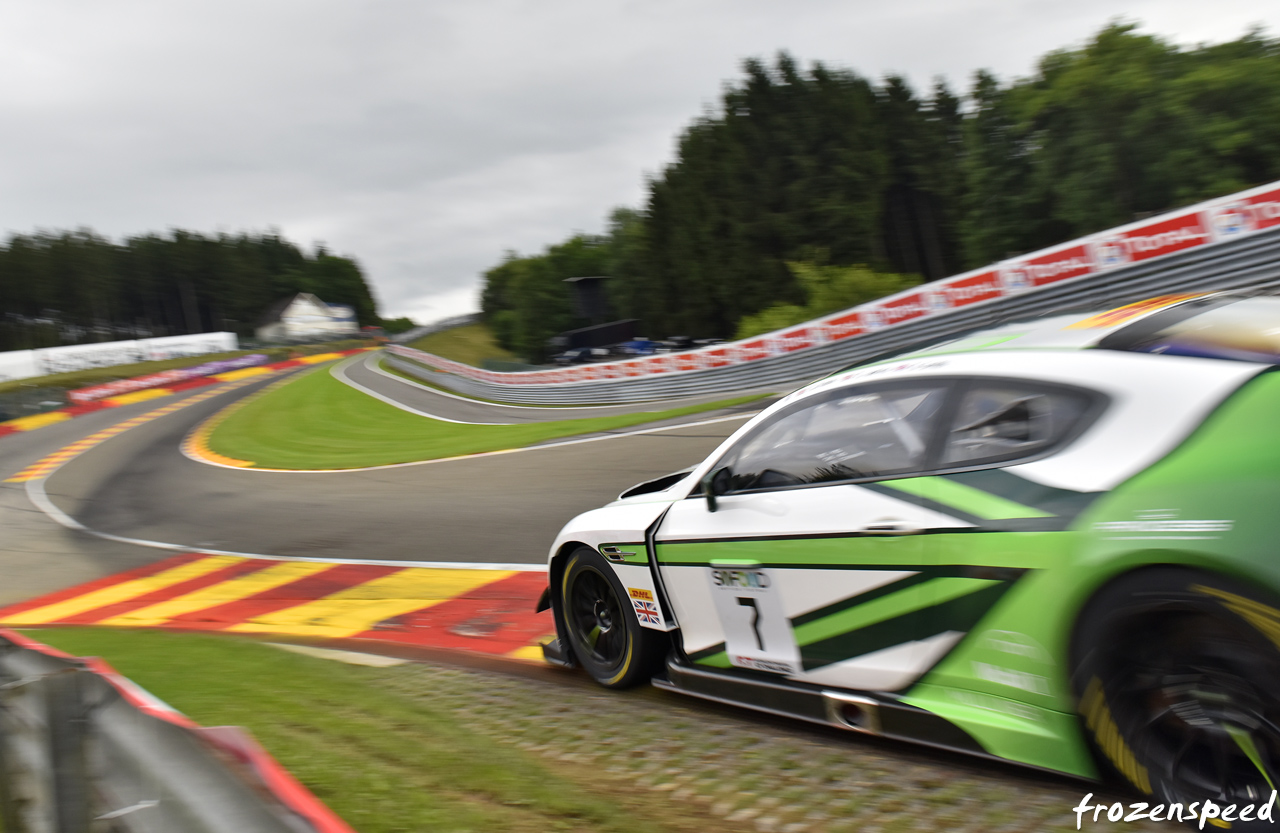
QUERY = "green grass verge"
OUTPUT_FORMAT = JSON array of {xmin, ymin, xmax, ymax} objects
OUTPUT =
[
  {"xmin": 0, "ymin": 339, "xmax": 371, "ymax": 395},
  {"xmin": 18, "ymin": 629, "xmax": 693, "ymax": 833},
  {"xmin": 207, "ymin": 362, "xmax": 761, "ymax": 469},
  {"xmin": 406, "ymin": 322, "xmax": 517, "ymax": 367}
]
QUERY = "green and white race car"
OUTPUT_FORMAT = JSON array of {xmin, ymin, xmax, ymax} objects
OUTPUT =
[{"xmin": 539, "ymin": 292, "xmax": 1280, "ymax": 818}]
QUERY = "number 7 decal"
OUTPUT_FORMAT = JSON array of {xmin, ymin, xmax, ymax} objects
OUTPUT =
[
  {"xmin": 707, "ymin": 564, "xmax": 802, "ymax": 675},
  {"xmin": 738, "ymin": 596, "xmax": 764, "ymax": 650}
]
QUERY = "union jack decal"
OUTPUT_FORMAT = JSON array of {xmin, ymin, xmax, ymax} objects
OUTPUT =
[{"xmin": 633, "ymin": 598, "xmax": 661, "ymax": 625}]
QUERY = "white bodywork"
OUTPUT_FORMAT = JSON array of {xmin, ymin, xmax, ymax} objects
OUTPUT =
[{"xmin": 548, "ymin": 346, "xmax": 1268, "ymax": 681}]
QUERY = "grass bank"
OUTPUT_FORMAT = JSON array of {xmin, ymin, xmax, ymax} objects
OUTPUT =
[
  {"xmin": 20, "ymin": 629, "xmax": 715, "ymax": 833},
  {"xmin": 206, "ymin": 362, "xmax": 760, "ymax": 469},
  {"xmin": 406, "ymin": 322, "xmax": 517, "ymax": 367}
]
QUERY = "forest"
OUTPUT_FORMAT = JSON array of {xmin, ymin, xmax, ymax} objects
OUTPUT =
[
  {"xmin": 481, "ymin": 23, "xmax": 1280, "ymax": 361},
  {"xmin": 0, "ymin": 230, "xmax": 384, "ymax": 351}
]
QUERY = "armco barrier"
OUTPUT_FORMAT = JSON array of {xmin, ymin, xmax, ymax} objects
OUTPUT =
[
  {"xmin": 390, "ymin": 179, "xmax": 1280, "ymax": 404},
  {"xmin": 0, "ymin": 629, "xmax": 354, "ymax": 833}
]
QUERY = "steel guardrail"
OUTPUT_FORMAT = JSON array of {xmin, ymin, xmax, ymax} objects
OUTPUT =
[
  {"xmin": 0, "ymin": 630, "xmax": 353, "ymax": 833},
  {"xmin": 389, "ymin": 217, "xmax": 1280, "ymax": 405}
]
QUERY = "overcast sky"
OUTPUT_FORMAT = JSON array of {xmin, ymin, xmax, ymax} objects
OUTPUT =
[{"xmin": 3, "ymin": 2, "xmax": 1275, "ymax": 325}]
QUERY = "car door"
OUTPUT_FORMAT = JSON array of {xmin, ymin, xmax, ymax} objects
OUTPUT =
[
  {"xmin": 654, "ymin": 379, "xmax": 974, "ymax": 693},
  {"xmin": 902, "ymin": 379, "xmax": 1106, "ymax": 696}
]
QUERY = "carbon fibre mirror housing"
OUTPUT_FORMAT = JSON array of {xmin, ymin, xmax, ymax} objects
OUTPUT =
[{"xmin": 702, "ymin": 466, "xmax": 731, "ymax": 513}]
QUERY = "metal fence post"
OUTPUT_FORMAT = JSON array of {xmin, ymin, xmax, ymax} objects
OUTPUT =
[{"xmin": 44, "ymin": 671, "xmax": 90, "ymax": 833}]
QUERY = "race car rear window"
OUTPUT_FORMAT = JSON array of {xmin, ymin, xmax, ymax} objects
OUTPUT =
[
  {"xmin": 1099, "ymin": 296, "xmax": 1280, "ymax": 364},
  {"xmin": 722, "ymin": 383, "xmax": 950, "ymax": 491},
  {"xmin": 941, "ymin": 383, "xmax": 1093, "ymax": 467}
]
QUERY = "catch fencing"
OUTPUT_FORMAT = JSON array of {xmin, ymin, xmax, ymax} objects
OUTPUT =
[
  {"xmin": 389, "ymin": 179, "xmax": 1280, "ymax": 404},
  {"xmin": 0, "ymin": 630, "xmax": 353, "ymax": 833}
]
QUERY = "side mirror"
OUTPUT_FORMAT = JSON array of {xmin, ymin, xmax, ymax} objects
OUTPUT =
[{"xmin": 701, "ymin": 466, "xmax": 732, "ymax": 513}]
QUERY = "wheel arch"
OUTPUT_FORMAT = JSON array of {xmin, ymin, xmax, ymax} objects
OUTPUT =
[
  {"xmin": 1061, "ymin": 549, "xmax": 1280, "ymax": 718},
  {"xmin": 547, "ymin": 540, "xmax": 592, "ymax": 662},
  {"xmin": 1067, "ymin": 549, "xmax": 1280, "ymax": 660}
]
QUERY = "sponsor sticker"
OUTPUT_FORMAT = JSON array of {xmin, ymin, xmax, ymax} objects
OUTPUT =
[
  {"xmin": 706, "ymin": 565, "xmax": 801, "ymax": 676},
  {"xmin": 628, "ymin": 588, "xmax": 661, "ymax": 625},
  {"xmin": 1092, "ymin": 509, "xmax": 1233, "ymax": 539}
]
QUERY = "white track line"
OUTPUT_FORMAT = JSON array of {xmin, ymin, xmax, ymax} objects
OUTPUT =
[
  {"xmin": 369, "ymin": 352, "xmax": 714, "ymax": 413},
  {"xmin": 330, "ymin": 355, "xmax": 514, "ymax": 425},
  {"xmin": 24, "ymin": 448, "xmax": 547, "ymax": 572}
]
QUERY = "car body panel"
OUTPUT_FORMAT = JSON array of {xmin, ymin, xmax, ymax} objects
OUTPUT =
[{"xmin": 549, "ymin": 499, "xmax": 678, "ymax": 631}]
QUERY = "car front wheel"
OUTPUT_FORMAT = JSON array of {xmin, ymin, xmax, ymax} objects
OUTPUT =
[
  {"xmin": 1071, "ymin": 568, "xmax": 1280, "ymax": 828},
  {"xmin": 560, "ymin": 547, "xmax": 662, "ymax": 688}
]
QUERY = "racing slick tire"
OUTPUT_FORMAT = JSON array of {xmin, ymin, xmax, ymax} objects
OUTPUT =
[
  {"xmin": 560, "ymin": 546, "xmax": 664, "ymax": 689},
  {"xmin": 1070, "ymin": 567, "xmax": 1280, "ymax": 829}
]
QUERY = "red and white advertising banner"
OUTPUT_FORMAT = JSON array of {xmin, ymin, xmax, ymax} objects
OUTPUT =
[
  {"xmin": 387, "ymin": 177, "xmax": 1280, "ymax": 388},
  {"xmin": 1093, "ymin": 213, "xmax": 1211, "ymax": 269},
  {"xmin": 937, "ymin": 270, "xmax": 1003, "ymax": 309},
  {"xmin": 1210, "ymin": 186, "xmax": 1280, "ymax": 241},
  {"xmin": 822, "ymin": 310, "xmax": 866, "ymax": 341},
  {"xmin": 735, "ymin": 339, "xmax": 771, "ymax": 363},
  {"xmin": 1000, "ymin": 243, "xmax": 1095, "ymax": 289},
  {"xmin": 775, "ymin": 327, "xmax": 817, "ymax": 352},
  {"xmin": 877, "ymin": 293, "xmax": 929, "ymax": 327}
]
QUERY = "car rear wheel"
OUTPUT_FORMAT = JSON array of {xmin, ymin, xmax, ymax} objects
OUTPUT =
[
  {"xmin": 560, "ymin": 547, "xmax": 662, "ymax": 689},
  {"xmin": 1071, "ymin": 568, "xmax": 1280, "ymax": 827}
]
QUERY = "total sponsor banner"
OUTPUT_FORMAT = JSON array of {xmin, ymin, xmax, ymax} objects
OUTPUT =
[
  {"xmin": 389, "ymin": 178, "xmax": 1280, "ymax": 388},
  {"xmin": 68, "ymin": 354, "xmax": 269, "ymax": 404},
  {"xmin": 1092, "ymin": 213, "xmax": 1212, "ymax": 270}
]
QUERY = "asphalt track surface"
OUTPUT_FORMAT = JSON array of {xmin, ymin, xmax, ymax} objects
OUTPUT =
[{"xmin": 0, "ymin": 354, "xmax": 774, "ymax": 604}]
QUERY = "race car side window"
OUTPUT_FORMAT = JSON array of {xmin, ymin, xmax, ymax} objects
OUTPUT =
[
  {"xmin": 721, "ymin": 383, "xmax": 950, "ymax": 492},
  {"xmin": 940, "ymin": 383, "xmax": 1093, "ymax": 467}
]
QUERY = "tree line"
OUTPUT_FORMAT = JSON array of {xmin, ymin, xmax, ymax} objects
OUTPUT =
[
  {"xmin": 482, "ymin": 23, "xmax": 1280, "ymax": 362},
  {"xmin": 0, "ymin": 229, "xmax": 384, "ymax": 351}
]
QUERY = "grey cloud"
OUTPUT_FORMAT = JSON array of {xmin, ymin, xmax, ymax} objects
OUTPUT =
[{"xmin": 1, "ymin": 0, "xmax": 1273, "ymax": 323}]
